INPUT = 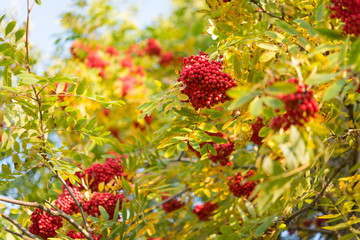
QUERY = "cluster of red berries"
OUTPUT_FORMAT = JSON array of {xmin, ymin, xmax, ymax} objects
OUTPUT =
[
  {"xmin": 188, "ymin": 132, "xmax": 234, "ymax": 166},
  {"xmin": 66, "ymin": 230, "xmax": 102, "ymax": 240},
  {"xmin": 29, "ymin": 208, "xmax": 63, "ymax": 240},
  {"xmin": 70, "ymin": 153, "xmax": 127, "ymax": 191},
  {"xmin": 55, "ymin": 187, "xmax": 84, "ymax": 215},
  {"xmin": 161, "ymin": 195, "xmax": 185, "ymax": 213},
  {"xmin": 330, "ymin": 0, "xmax": 360, "ymax": 36},
  {"xmin": 177, "ymin": 53, "xmax": 237, "ymax": 110},
  {"xmin": 70, "ymin": 40, "xmax": 93, "ymax": 60},
  {"xmin": 86, "ymin": 52, "xmax": 109, "ymax": 78},
  {"xmin": 159, "ymin": 52, "xmax": 174, "ymax": 66},
  {"xmin": 193, "ymin": 202, "xmax": 218, "ymax": 221},
  {"xmin": 106, "ymin": 46, "xmax": 119, "ymax": 56},
  {"xmin": 270, "ymin": 78, "xmax": 319, "ymax": 130},
  {"xmin": 126, "ymin": 43, "xmax": 145, "ymax": 56},
  {"xmin": 145, "ymin": 38, "xmax": 162, "ymax": 56},
  {"xmin": 116, "ymin": 75, "xmax": 138, "ymax": 96},
  {"xmin": 209, "ymin": 141, "xmax": 235, "ymax": 166},
  {"xmin": 251, "ymin": 117, "xmax": 265, "ymax": 145},
  {"xmin": 84, "ymin": 192, "xmax": 127, "ymax": 220},
  {"xmin": 227, "ymin": 170, "xmax": 257, "ymax": 198}
]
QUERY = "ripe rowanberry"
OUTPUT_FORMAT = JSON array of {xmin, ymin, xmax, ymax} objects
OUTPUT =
[{"xmin": 177, "ymin": 53, "xmax": 237, "ymax": 110}]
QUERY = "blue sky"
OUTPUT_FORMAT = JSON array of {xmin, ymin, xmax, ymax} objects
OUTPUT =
[{"xmin": 0, "ymin": 0, "xmax": 172, "ymax": 72}]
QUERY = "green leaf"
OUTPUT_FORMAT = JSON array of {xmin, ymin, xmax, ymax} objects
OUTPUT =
[
  {"xmin": 1, "ymin": 164, "xmax": 11, "ymax": 175},
  {"xmin": 254, "ymin": 215, "xmax": 276, "ymax": 237},
  {"xmin": 121, "ymin": 177, "xmax": 131, "ymax": 192},
  {"xmin": 263, "ymin": 97, "xmax": 284, "ymax": 109},
  {"xmin": 322, "ymin": 222, "xmax": 349, "ymax": 231},
  {"xmin": 249, "ymin": 97, "xmax": 263, "ymax": 116},
  {"xmin": 15, "ymin": 29, "xmax": 25, "ymax": 42},
  {"xmin": 264, "ymin": 82, "xmax": 297, "ymax": 95},
  {"xmin": 121, "ymin": 199, "xmax": 127, "ymax": 221},
  {"xmin": 322, "ymin": 78, "xmax": 346, "ymax": 101},
  {"xmin": 228, "ymin": 87, "xmax": 259, "ymax": 109},
  {"xmin": 220, "ymin": 225, "xmax": 233, "ymax": 234},
  {"xmin": 233, "ymin": 53, "xmax": 242, "ymax": 79},
  {"xmin": 5, "ymin": 21, "xmax": 16, "ymax": 36},
  {"xmin": 275, "ymin": 20, "xmax": 298, "ymax": 35},
  {"xmin": 17, "ymin": 72, "xmax": 39, "ymax": 85},
  {"xmin": 315, "ymin": 2, "xmax": 325, "ymax": 22},
  {"xmin": 257, "ymin": 43, "xmax": 280, "ymax": 51},
  {"xmin": 0, "ymin": 43, "xmax": 11, "ymax": 52},
  {"xmin": 164, "ymin": 145, "xmax": 177, "ymax": 158},
  {"xmin": 76, "ymin": 78, "xmax": 88, "ymax": 95},
  {"xmin": 338, "ymin": 233, "xmax": 356, "ymax": 240},
  {"xmin": 264, "ymin": 31, "xmax": 285, "ymax": 42},
  {"xmin": 314, "ymin": 28, "xmax": 345, "ymax": 40},
  {"xmin": 259, "ymin": 51, "xmax": 276, "ymax": 62},
  {"xmin": 99, "ymin": 206, "xmax": 109, "ymax": 221},
  {"xmin": 305, "ymin": 73, "xmax": 339, "ymax": 85},
  {"xmin": 259, "ymin": 127, "xmax": 270, "ymax": 138},
  {"xmin": 35, "ymin": 0, "xmax": 42, "ymax": 5}
]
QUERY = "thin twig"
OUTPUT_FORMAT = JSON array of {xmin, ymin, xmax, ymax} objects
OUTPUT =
[
  {"xmin": 0, "ymin": 36, "xmax": 29, "ymax": 70},
  {"xmin": 4, "ymin": 228, "xmax": 26, "ymax": 238},
  {"xmin": 0, "ymin": 212, "xmax": 40, "ymax": 240},
  {"xmin": 287, "ymin": 225, "xmax": 334, "ymax": 235},
  {"xmin": 0, "ymin": 196, "xmax": 91, "ymax": 239},
  {"xmin": 285, "ymin": 138, "xmax": 358, "ymax": 224},
  {"xmin": 151, "ymin": 187, "xmax": 190, "ymax": 211}
]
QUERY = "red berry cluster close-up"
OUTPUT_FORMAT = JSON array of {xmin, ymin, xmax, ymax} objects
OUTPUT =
[
  {"xmin": 159, "ymin": 52, "xmax": 174, "ymax": 66},
  {"xmin": 29, "ymin": 208, "xmax": 63, "ymax": 240},
  {"xmin": 270, "ymin": 78, "xmax": 319, "ymax": 130},
  {"xmin": 193, "ymin": 202, "xmax": 218, "ymax": 221},
  {"xmin": 177, "ymin": 54, "xmax": 237, "ymax": 110},
  {"xmin": 86, "ymin": 52, "xmax": 109, "ymax": 78},
  {"xmin": 209, "ymin": 141, "xmax": 235, "ymax": 166},
  {"xmin": 251, "ymin": 117, "xmax": 265, "ymax": 145},
  {"xmin": 227, "ymin": 170, "xmax": 257, "ymax": 198},
  {"xmin": 330, "ymin": 0, "xmax": 360, "ymax": 36},
  {"xmin": 84, "ymin": 192, "xmax": 127, "ymax": 220},
  {"xmin": 67, "ymin": 230, "xmax": 102, "ymax": 240},
  {"xmin": 145, "ymin": 38, "xmax": 162, "ymax": 56},
  {"xmin": 161, "ymin": 195, "xmax": 185, "ymax": 213},
  {"xmin": 55, "ymin": 187, "xmax": 84, "ymax": 215},
  {"xmin": 71, "ymin": 153, "xmax": 127, "ymax": 191},
  {"xmin": 106, "ymin": 46, "xmax": 119, "ymax": 56}
]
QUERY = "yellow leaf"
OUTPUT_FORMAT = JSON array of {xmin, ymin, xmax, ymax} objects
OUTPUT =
[
  {"xmin": 203, "ymin": 189, "xmax": 211, "ymax": 198},
  {"xmin": 146, "ymin": 224, "xmax": 156, "ymax": 236}
]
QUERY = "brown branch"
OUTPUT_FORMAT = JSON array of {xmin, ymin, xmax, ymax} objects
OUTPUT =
[
  {"xmin": 151, "ymin": 187, "xmax": 190, "ymax": 211},
  {"xmin": 30, "ymin": 83, "xmax": 93, "ymax": 239},
  {"xmin": 4, "ymin": 228, "xmax": 30, "ymax": 239},
  {"xmin": 0, "ymin": 212, "xmax": 40, "ymax": 240},
  {"xmin": 287, "ymin": 225, "xmax": 334, "ymax": 235},
  {"xmin": 250, "ymin": 0, "xmax": 284, "ymax": 21},
  {"xmin": 285, "ymin": 138, "xmax": 358, "ymax": 224},
  {"xmin": 0, "ymin": 196, "xmax": 91, "ymax": 239}
]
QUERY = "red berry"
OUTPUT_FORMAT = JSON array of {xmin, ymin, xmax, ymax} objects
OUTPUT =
[
  {"xmin": 270, "ymin": 78, "xmax": 319, "ymax": 130},
  {"xmin": 330, "ymin": 0, "xmax": 360, "ymax": 36},
  {"xmin": 251, "ymin": 117, "xmax": 265, "ymax": 145},
  {"xmin": 29, "ymin": 208, "xmax": 63, "ymax": 239},
  {"xmin": 161, "ymin": 195, "xmax": 185, "ymax": 213},
  {"xmin": 84, "ymin": 192, "xmax": 128, "ymax": 220},
  {"xmin": 145, "ymin": 38, "xmax": 162, "ymax": 56},
  {"xmin": 193, "ymin": 202, "xmax": 218, "ymax": 221},
  {"xmin": 67, "ymin": 230, "xmax": 102, "ymax": 240},
  {"xmin": 227, "ymin": 170, "xmax": 257, "ymax": 198},
  {"xmin": 178, "ymin": 53, "xmax": 237, "ymax": 109},
  {"xmin": 55, "ymin": 187, "xmax": 84, "ymax": 215}
]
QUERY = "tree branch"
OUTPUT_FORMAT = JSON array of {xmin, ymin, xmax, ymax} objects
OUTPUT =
[
  {"xmin": 285, "ymin": 138, "xmax": 359, "ymax": 224},
  {"xmin": 0, "ymin": 212, "xmax": 40, "ymax": 240},
  {"xmin": 25, "ymin": 0, "xmax": 31, "ymax": 72},
  {"xmin": 287, "ymin": 225, "xmax": 334, "ymax": 235},
  {"xmin": 0, "ymin": 196, "xmax": 90, "ymax": 240},
  {"xmin": 151, "ymin": 187, "xmax": 190, "ymax": 211}
]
